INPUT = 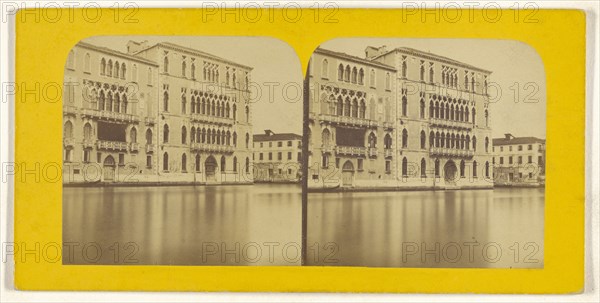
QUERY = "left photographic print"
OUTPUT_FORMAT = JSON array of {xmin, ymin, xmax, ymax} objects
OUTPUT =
[{"xmin": 62, "ymin": 36, "xmax": 304, "ymax": 266}]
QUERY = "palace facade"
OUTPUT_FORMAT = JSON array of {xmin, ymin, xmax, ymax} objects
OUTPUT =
[
  {"xmin": 307, "ymin": 48, "xmax": 398, "ymax": 189},
  {"xmin": 492, "ymin": 134, "xmax": 545, "ymax": 186},
  {"xmin": 308, "ymin": 45, "xmax": 494, "ymax": 190},
  {"xmin": 253, "ymin": 130, "xmax": 302, "ymax": 183},
  {"xmin": 63, "ymin": 40, "xmax": 253, "ymax": 185}
]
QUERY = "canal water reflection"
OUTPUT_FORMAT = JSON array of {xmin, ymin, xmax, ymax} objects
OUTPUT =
[
  {"xmin": 64, "ymin": 185, "xmax": 543, "ymax": 268},
  {"xmin": 307, "ymin": 187, "xmax": 544, "ymax": 268},
  {"xmin": 63, "ymin": 184, "xmax": 302, "ymax": 266}
]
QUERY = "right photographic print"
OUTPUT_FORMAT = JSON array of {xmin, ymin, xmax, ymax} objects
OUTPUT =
[{"xmin": 305, "ymin": 39, "xmax": 545, "ymax": 268}]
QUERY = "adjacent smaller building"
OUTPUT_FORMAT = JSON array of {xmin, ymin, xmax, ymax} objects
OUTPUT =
[
  {"xmin": 253, "ymin": 130, "xmax": 302, "ymax": 183},
  {"xmin": 492, "ymin": 134, "xmax": 545, "ymax": 186}
]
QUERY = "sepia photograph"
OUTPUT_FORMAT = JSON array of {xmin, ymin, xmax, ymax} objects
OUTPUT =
[
  {"xmin": 306, "ymin": 38, "xmax": 545, "ymax": 268},
  {"xmin": 62, "ymin": 36, "xmax": 303, "ymax": 265}
]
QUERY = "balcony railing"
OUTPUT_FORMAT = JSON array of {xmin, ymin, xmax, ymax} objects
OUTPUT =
[
  {"xmin": 82, "ymin": 109, "xmax": 140, "ymax": 123},
  {"xmin": 145, "ymin": 144, "xmax": 155, "ymax": 153},
  {"xmin": 63, "ymin": 138, "xmax": 74, "ymax": 147},
  {"xmin": 368, "ymin": 148, "xmax": 378, "ymax": 158},
  {"xmin": 130, "ymin": 143, "xmax": 140, "ymax": 152},
  {"xmin": 319, "ymin": 114, "xmax": 378, "ymax": 129},
  {"xmin": 429, "ymin": 117, "xmax": 473, "ymax": 130},
  {"xmin": 384, "ymin": 148, "xmax": 394, "ymax": 157},
  {"xmin": 383, "ymin": 121, "xmax": 395, "ymax": 129},
  {"xmin": 191, "ymin": 114, "xmax": 234, "ymax": 126},
  {"xmin": 429, "ymin": 147, "xmax": 475, "ymax": 158},
  {"xmin": 191, "ymin": 143, "xmax": 235, "ymax": 153},
  {"xmin": 96, "ymin": 140, "xmax": 128, "ymax": 151},
  {"xmin": 335, "ymin": 146, "xmax": 367, "ymax": 156},
  {"xmin": 321, "ymin": 144, "xmax": 334, "ymax": 153},
  {"xmin": 63, "ymin": 106, "xmax": 78, "ymax": 115},
  {"xmin": 82, "ymin": 139, "xmax": 95, "ymax": 149},
  {"xmin": 145, "ymin": 117, "xmax": 156, "ymax": 125}
]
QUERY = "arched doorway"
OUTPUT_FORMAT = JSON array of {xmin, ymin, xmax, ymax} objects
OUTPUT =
[
  {"xmin": 205, "ymin": 156, "xmax": 218, "ymax": 181},
  {"xmin": 341, "ymin": 160, "xmax": 354, "ymax": 187},
  {"xmin": 103, "ymin": 155, "xmax": 116, "ymax": 181},
  {"xmin": 443, "ymin": 160, "xmax": 457, "ymax": 184}
]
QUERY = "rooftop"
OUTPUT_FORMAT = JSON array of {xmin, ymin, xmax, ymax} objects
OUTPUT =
[
  {"xmin": 374, "ymin": 46, "xmax": 492, "ymax": 74},
  {"xmin": 493, "ymin": 135, "xmax": 545, "ymax": 146},
  {"xmin": 131, "ymin": 41, "xmax": 253, "ymax": 70},
  {"xmin": 314, "ymin": 47, "xmax": 397, "ymax": 71},
  {"xmin": 76, "ymin": 41, "xmax": 158, "ymax": 66},
  {"xmin": 253, "ymin": 130, "xmax": 302, "ymax": 142}
]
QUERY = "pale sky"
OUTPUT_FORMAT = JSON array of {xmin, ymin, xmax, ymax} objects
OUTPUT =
[
  {"xmin": 79, "ymin": 37, "xmax": 544, "ymax": 140},
  {"xmin": 320, "ymin": 38, "xmax": 546, "ymax": 139},
  {"xmin": 82, "ymin": 36, "xmax": 303, "ymax": 135}
]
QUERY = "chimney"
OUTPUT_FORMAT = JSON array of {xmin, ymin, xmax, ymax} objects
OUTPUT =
[
  {"xmin": 126, "ymin": 40, "xmax": 149, "ymax": 54},
  {"xmin": 504, "ymin": 133, "xmax": 515, "ymax": 140},
  {"xmin": 264, "ymin": 129, "xmax": 275, "ymax": 136},
  {"xmin": 365, "ymin": 45, "xmax": 387, "ymax": 60}
]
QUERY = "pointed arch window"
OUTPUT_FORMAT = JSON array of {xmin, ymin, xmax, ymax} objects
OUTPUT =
[
  {"xmin": 163, "ymin": 56, "xmax": 169, "ymax": 73},
  {"xmin": 321, "ymin": 59, "xmax": 329, "ymax": 78},
  {"xmin": 163, "ymin": 91, "xmax": 169, "ymax": 112},
  {"xmin": 107, "ymin": 59, "xmax": 113, "ymax": 76},
  {"xmin": 114, "ymin": 61, "xmax": 120, "ymax": 78},
  {"xmin": 344, "ymin": 65, "xmax": 351, "ymax": 82},
  {"xmin": 100, "ymin": 58, "xmax": 106, "ymax": 75},
  {"xmin": 83, "ymin": 123, "xmax": 93, "ymax": 141},
  {"xmin": 163, "ymin": 152, "xmax": 169, "ymax": 171},
  {"xmin": 182, "ymin": 126, "xmax": 187, "ymax": 144},
  {"xmin": 385, "ymin": 73, "xmax": 391, "ymax": 90},
  {"xmin": 121, "ymin": 63, "xmax": 126, "ymax": 79},
  {"xmin": 163, "ymin": 124, "xmax": 169, "ymax": 143},
  {"xmin": 358, "ymin": 68, "xmax": 364, "ymax": 85},
  {"xmin": 67, "ymin": 50, "xmax": 75, "ymax": 69},
  {"xmin": 83, "ymin": 53, "xmax": 90, "ymax": 73},
  {"xmin": 146, "ymin": 129, "xmax": 153, "ymax": 144}
]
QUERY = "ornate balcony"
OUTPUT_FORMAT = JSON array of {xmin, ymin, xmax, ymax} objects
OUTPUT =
[
  {"xmin": 144, "ymin": 117, "xmax": 156, "ymax": 125},
  {"xmin": 96, "ymin": 140, "xmax": 128, "ymax": 151},
  {"xmin": 384, "ymin": 148, "xmax": 394, "ymax": 157},
  {"xmin": 321, "ymin": 144, "xmax": 334, "ymax": 154},
  {"xmin": 383, "ymin": 121, "xmax": 395, "ymax": 129},
  {"xmin": 82, "ymin": 109, "xmax": 140, "ymax": 123},
  {"xmin": 63, "ymin": 106, "xmax": 78, "ymax": 116},
  {"xmin": 130, "ymin": 143, "xmax": 140, "ymax": 152},
  {"xmin": 319, "ymin": 114, "xmax": 378, "ymax": 129},
  {"xmin": 63, "ymin": 138, "xmax": 75, "ymax": 147},
  {"xmin": 335, "ymin": 145, "xmax": 367, "ymax": 156},
  {"xmin": 429, "ymin": 147, "xmax": 474, "ymax": 158},
  {"xmin": 191, "ymin": 114, "xmax": 234, "ymax": 126},
  {"xmin": 368, "ymin": 148, "xmax": 378, "ymax": 158},
  {"xmin": 145, "ymin": 144, "xmax": 155, "ymax": 153},
  {"xmin": 82, "ymin": 139, "xmax": 95, "ymax": 149},
  {"xmin": 191, "ymin": 143, "xmax": 235, "ymax": 153},
  {"xmin": 429, "ymin": 117, "xmax": 473, "ymax": 130}
]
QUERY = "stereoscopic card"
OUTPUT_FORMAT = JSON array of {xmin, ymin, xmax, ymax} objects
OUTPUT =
[{"xmin": 13, "ymin": 8, "xmax": 585, "ymax": 293}]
